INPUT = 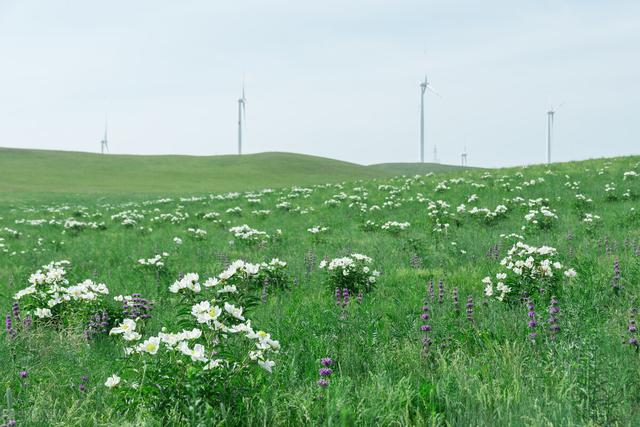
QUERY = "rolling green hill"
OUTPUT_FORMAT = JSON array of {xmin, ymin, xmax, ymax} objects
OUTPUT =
[{"xmin": 0, "ymin": 147, "xmax": 466, "ymax": 195}]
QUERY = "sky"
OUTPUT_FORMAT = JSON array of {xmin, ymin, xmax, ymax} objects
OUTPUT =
[{"xmin": 0, "ymin": 1, "xmax": 639, "ymax": 167}]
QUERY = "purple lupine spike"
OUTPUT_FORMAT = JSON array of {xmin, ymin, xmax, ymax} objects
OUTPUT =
[
  {"xmin": 453, "ymin": 288, "xmax": 460, "ymax": 313},
  {"xmin": 317, "ymin": 357, "xmax": 334, "ymax": 388},
  {"xmin": 548, "ymin": 296, "xmax": 560, "ymax": 340},
  {"xmin": 342, "ymin": 288, "xmax": 349, "ymax": 307},
  {"xmin": 466, "ymin": 296, "xmax": 474, "ymax": 323},
  {"xmin": 628, "ymin": 308, "xmax": 638, "ymax": 350},
  {"xmin": 612, "ymin": 258, "xmax": 623, "ymax": 291},
  {"xmin": 527, "ymin": 300, "xmax": 537, "ymax": 341},
  {"xmin": 23, "ymin": 315, "xmax": 32, "ymax": 329},
  {"xmin": 428, "ymin": 280, "xmax": 434, "ymax": 301},
  {"xmin": 5, "ymin": 314, "xmax": 15, "ymax": 338},
  {"xmin": 437, "ymin": 279, "xmax": 444, "ymax": 304},
  {"xmin": 421, "ymin": 301, "xmax": 431, "ymax": 355},
  {"xmin": 335, "ymin": 288, "xmax": 341, "ymax": 306},
  {"xmin": 12, "ymin": 302, "xmax": 20, "ymax": 322}
]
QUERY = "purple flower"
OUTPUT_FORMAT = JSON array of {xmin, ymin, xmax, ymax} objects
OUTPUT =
[
  {"xmin": 612, "ymin": 258, "xmax": 623, "ymax": 291},
  {"xmin": 421, "ymin": 301, "xmax": 431, "ymax": 355},
  {"xmin": 342, "ymin": 288, "xmax": 349, "ymax": 307},
  {"xmin": 428, "ymin": 280, "xmax": 434, "ymax": 301},
  {"xmin": 335, "ymin": 288, "xmax": 341, "ymax": 306},
  {"xmin": 319, "ymin": 368, "xmax": 333, "ymax": 377},
  {"xmin": 453, "ymin": 288, "xmax": 459, "ymax": 313},
  {"xmin": 627, "ymin": 308, "xmax": 638, "ymax": 351},
  {"xmin": 437, "ymin": 279, "xmax": 444, "ymax": 304},
  {"xmin": 5, "ymin": 314, "xmax": 15, "ymax": 338},
  {"xmin": 466, "ymin": 296, "xmax": 474, "ymax": 323},
  {"xmin": 19, "ymin": 370, "xmax": 28, "ymax": 378},
  {"xmin": 79, "ymin": 383, "xmax": 87, "ymax": 392},
  {"xmin": 548, "ymin": 296, "xmax": 560, "ymax": 340},
  {"xmin": 317, "ymin": 357, "xmax": 334, "ymax": 388},
  {"xmin": 527, "ymin": 300, "xmax": 537, "ymax": 342},
  {"xmin": 12, "ymin": 302, "xmax": 20, "ymax": 322}
]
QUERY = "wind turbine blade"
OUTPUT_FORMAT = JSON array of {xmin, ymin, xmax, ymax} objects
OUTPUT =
[{"xmin": 426, "ymin": 84, "xmax": 441, "ymax": 97}]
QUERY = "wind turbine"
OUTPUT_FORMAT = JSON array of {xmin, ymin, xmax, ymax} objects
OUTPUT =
[
  {"xmin": 461, "ymin": 146, "xmax": 468, "ymax": 166},
  {"xmin": 100, "ymin": 115, "xmax": 109, "ymax": 154},
  {"xmin": 419, "ymin": 74, "xmax": 440, "ymax": 163},
  {"xmin": 237, "ymin": 84, "xmax": 246, "ymax": 155},
  {"xmin": 546, "ymin": 103, "xmax": 563, "ymax": 164}
]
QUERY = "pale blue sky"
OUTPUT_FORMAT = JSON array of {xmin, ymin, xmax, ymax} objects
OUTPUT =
[{"xmin": 0, "ymin": 1, "xmax": 638, "ymax": 167}]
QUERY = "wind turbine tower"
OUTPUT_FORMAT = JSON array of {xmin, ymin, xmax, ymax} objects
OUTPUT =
[
  {"xmin": 237, "ymin": 84, "xmax": 246, "ymax": 155},
  {"xmin": 433, "ymin": 145, "xmax": 439, "ymax": 163},
  {"xmin": 546, "ymin": 108, "xmax": 555, "ymax": 165},
  {"xmin": 100, "ymin": 116, "xmax": 109, "ymax": 154},
  {"xmin": 461, "ymin": 147, "xmax": 468, "ymax": 166},
  {"xmin": 419, "ymin": 74, "xmax": 439, "ymax": 163}
]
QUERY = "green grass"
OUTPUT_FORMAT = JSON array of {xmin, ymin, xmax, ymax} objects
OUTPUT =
[
  {"xmin": 0, "ymin": 147, "xmax": 466, "ymax": 195},
  {"xmin": 0, "ymin": 153, "xmax": 639, "ymax": 426}
]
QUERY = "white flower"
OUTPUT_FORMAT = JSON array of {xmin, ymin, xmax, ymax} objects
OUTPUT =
[
  {"xmin": 173, "ymin": 237, "xmax": 183, "ymax": 245},
  {"xmin": 105, "ymin": 374, "xmax": 121, "ymax": 388},
  {"xmin": 204, "ymin": 359, "xmax": 224, "ymax": 370},
  {"xmin": 258, "ymin": 359, "xmax": 275, "ymax": 373},
  {"xmin": 34, "ymin": 307, "xmax": 52, "ymax": 318},
  {"xmin": 123, "ymin": 331, "xmax": 142, "ymax": 341},
  {"xmin": 217, "ymin": 285, "xmax": 237, "ymax": 294},
  {"xmin": 178, "ymin": 342, "xmax": 209, "ymax": 362},
  {"xmin": 138, "ymin": 337, "xmax": 161, "ymax": 355},
  {"xmin": 110, "ymin": 319, "xmax": 137, "ymax": 335},
  {"xmin": 484, "ymin": 284, "xmax": 494, "ymax": 296},
  {"xmin": 191, "ymin": 301, "xmax": 222, "ymax": 324},
  {"xmin": 564, "ymin": 268, "xmax": 577, "ymax": 278},
  {"xmin": 224, "ymin": 302, "xmax": 245, "ymax": 321}
]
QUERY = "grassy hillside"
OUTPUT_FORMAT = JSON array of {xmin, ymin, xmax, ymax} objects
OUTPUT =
[
  {"xmin": 1, "ymin": 153, "xmax": 639, "ymax": 425},
  {"xmin": 368, "ymin": 162, "xmax": 476, "ymax": 176},
  {"xmin": 0, "ymin": 147, "xmax": 465, "ymax": 194}
]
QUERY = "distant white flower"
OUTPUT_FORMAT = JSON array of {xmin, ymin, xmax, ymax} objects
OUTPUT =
[
  {"xmin": 224, "ymin": 302, "xmax": 245, "ymax": 321},
  {"xmin": 105, "ymin": 374, "xmax": 121, "ymax": 388},
  {"xmin": 258, "ymin": 359, "xmax": 275, "ymax": 373},
  {"xmin": 34, "ymin": 307, "xmax": 52, "ymax": 318}
]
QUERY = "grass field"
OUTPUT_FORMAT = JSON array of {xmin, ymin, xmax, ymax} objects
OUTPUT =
[{"xmin": 1, "ymin": 151, "xmax": 639, "ymax": 426}]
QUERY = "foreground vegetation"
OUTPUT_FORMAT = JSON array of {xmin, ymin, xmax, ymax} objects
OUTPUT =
[{"xmin": 1, "ymin": 154, "xmax": 639, "ymax": 426}]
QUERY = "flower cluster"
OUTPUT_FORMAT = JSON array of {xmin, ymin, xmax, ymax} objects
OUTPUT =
[
  {"xmin": 483, "ymin": 242, "xmax": 576, "ymax": 302},
  {"xmin": 106, "ymin": 269, "xmax": 279, "ymax": 411},
  {"xmin": 137, "ymin": 252, "xmax": 169, "ymax": 269},
  {"xmin": 170, "ymin": 259, "xmax": 290, "ymax": 295},
  {"xmin": 229, "ymin": 224, "xmax": 269, "ymax": 243},
  {"xmin": 523, "ymin": 206, "xmax": 558, "ymax": 231},
  {"xmin": 13, "ymin": 261, "xmax": 111, "ymax": 322},
  {"xmin": 380, "ymin": 221, "xmax": 410, "ymax": 233},
  {"xmin": 319, "ymin": 254, "xmax": 380, "ymax": 293}
]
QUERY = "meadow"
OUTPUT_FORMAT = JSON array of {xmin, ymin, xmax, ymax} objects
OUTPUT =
[{"xmin": 1, "ymin": 152, "xmax": 639, "ymax": 426}]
